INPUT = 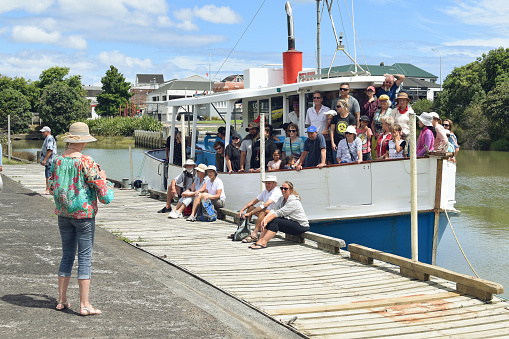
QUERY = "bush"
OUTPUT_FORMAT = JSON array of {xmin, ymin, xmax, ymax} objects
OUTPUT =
[
  {"xmin": 490, "ymin": 138, "xmax": 509, "ymax": 151},
  {"xmin": 80, "ymin": 116, "xmax": 163, "ymax": 137}
]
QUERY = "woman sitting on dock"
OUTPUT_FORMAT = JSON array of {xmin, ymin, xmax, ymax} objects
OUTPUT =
[
  {"xmin": 49, "ymin": 122, "xmax": 114, "ymax": 316},
  {"xmin": 186, "ymin": 165, "xmax": 226, "ymax": 222},
  {"xmin": 250, "ymin": 181, "xmax": 309, "ymax": 249}
]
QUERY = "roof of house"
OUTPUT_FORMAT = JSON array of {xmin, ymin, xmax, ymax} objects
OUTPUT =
[
  {"xmin": 156, "ymin": 75, "xmax": 212, "ymax": 92},
  {"xmin": 326, "ymin": 63, "xmax": 437, "ymax": 79},
  {"xmin": 136, "ymin": 74, "xmax": 165, "ymax": 85},
  {"xmin": 402, "ymin": 77, "xmax": 441, "ymax": 89}
]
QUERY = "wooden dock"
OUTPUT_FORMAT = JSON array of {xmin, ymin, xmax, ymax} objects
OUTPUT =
[{"xmin": 3, "ymin": 164, "xmax": 509, "ymax": 338}]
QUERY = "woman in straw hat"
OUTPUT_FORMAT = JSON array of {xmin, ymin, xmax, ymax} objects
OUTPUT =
[
  {"xmin": 390, "ymin": 91, "xmax": 413, "ymax": 140},
  {"xmin": 49, "ymin": 122, "xmax": 114, "ymax": 316}
]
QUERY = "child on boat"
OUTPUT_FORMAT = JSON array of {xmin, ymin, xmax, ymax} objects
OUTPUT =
[
  {"xmin": 383, "ymin": 124, "xmax": 406, "ymax": 159},
  {"xmin": 267, "ymin": 149, "xmax": 282, "ymax": 171},
  {"xmin": 284, "ymin": 156, "xmax": 295, "ymax": 169}
]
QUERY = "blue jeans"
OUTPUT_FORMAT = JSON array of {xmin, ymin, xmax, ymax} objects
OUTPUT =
[{"xmin": 58, "ymin": 216, "xmax": 95, "ymax": 280}]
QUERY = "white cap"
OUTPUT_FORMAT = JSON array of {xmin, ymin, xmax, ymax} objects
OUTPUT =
[
  {"xmin": 184, "ymin": 159, "xmax": 196, "ymax": 166},
  {"xmin": 206, "ymin": 165, "xmax": 217, "ymax": 172},
  {"xmin": 39, "ymin": 126, "xmax": 51, "ymax": 132},
  {"xmin": 345, "ymin": 125, "xmax": 357, "ymax": 135},
  {"xmin": 262, "ymin": 175, "xmax": 278, "ymax": 183},
  {"xmin": 324, "ymin": 109, "xmax": 337, "ymax": 116},
  {"xmin": 429, "ymin": 112, "xmax": 440, "ymax": 120}
]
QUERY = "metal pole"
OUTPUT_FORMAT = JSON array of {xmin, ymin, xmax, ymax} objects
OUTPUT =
[
  {"xmin": 260, "ymin": 103, "xmax": 265, "ymax": 191},
  {"xmin": 316, "ymin": 0, "xmax": 321, "ymax": 75},
  {"xmin": 352, "ymin": 0, "xmax": 357, "ymax": 73},
  {"xmin": 410, "ymin": 112, "xmax": 418, "ymax": 261},
  {"xmin": 7, "ymin": 114, "xmax": 11, "ymax": 161},
  {"xmin": 129, "ymin": 144, "xmax": 133, "ymax": 188},
  {"xmin": 432, "ymin": 49, "xmax": 442, "ymax": 91}
]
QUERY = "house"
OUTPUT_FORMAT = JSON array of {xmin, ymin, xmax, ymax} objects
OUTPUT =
[
  {"xmin": 135, "ymin": 74, "xmax": 164, "ymax": 88},
  {"xmin": 83, "ymin": 85, "xmax": 102, "ymax": 119},
  {"xmin": 324, "ymin": 63, "xmax": 440, "ymax": 101}
]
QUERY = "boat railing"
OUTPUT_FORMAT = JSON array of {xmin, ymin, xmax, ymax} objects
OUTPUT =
[{"xmin": 348, "ymin": 243, "xmax": 504, "ymax": 301}]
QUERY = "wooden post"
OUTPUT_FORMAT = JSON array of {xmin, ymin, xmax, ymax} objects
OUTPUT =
[
  {"xmin": 409, "ymin": 111, "xmax": 418, "ymax": 261},
  {"xmin": 7, "ymin": 114, "xmax": 11, "ymax": 161},
  {"xmin": 432, "ymin": 158, "xmax": 444, "ymax": 265},
  {"xmin": 129, "ymin": 144, "xmax": 133, "ymax": 188}
]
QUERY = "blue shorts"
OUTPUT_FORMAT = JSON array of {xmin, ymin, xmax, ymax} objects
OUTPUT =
[{"xmin": 45, "ymin": 165, "xmax": 51, "ymax": 178}]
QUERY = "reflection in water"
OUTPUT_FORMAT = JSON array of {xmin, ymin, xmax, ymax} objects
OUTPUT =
[
  {"xmin": 437, "ymin": 150, "xmax": 509, "ymax": 298},
  {"xmin": 11, "ymin": 141, "xmax": 509, "ymax": 298}
]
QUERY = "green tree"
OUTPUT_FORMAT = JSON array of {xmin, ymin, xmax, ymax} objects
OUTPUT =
[
  {"xmin": 38, "ymin": 66, "xmax": 70, "ymax": 88},
  {"xmin": 0, "ymin": 75, "xmax": 40, "ymax": 111},
  {"xmin": 0, "ymin": 88, "xmax": 32, "ymax": 133},
  {"xmin": 481, "ymin": 81, "xmax": 509, "ymax": 141},
  {"xmin": 410, "ymin": 99, "xmax": 434, "ymax": 115},
  {"xmin": 96, "ymin": 66, "xmax": 133, "ymax": 117},
  {"xmin": 39, "ymin": 82, "xmax": 90, "ymax": 135}
]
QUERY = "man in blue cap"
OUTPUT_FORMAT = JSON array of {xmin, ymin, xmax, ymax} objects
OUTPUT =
[{"xmin": 295, "ymin": 126, "xmax": 326, "ymax": 171}]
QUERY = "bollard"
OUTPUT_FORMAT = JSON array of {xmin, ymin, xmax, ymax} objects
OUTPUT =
[
  {"xmin": 121, "ymin": 178, "xmax": 130, "ymax": 189},
  {"xmin": 36, "ymin": 151, "xmax": 41, "ymax": 163},
  {"xmin": 140, "ymin": 183, "xmax": 149, "ymax": 195}
]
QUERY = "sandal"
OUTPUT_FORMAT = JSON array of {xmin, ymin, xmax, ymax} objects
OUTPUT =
[
  {"xmin": 80, "ymin": 306, "xmax": 102, "ymax": 316},
  {"xmin": 241, "ymin": 235, "xmax": 258, "ymax": 243},
  {"xmin": 249, "ymin": 243, "xmax": 267, "ymax": 249},
  {"xmin": 56, "ymin": 301, "xmax": 70, "ymax": 310}
]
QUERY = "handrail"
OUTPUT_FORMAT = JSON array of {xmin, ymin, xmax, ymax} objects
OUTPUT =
[{"xmin": 348, "ymin": 243, "xmax": 504, "ymax": 301}]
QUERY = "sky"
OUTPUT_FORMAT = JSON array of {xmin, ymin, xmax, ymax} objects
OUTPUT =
[{"xmin": 0, "ymin": 0, "xmax": 506, "ymax": 87}]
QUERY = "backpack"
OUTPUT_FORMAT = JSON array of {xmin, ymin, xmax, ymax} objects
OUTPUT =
[
  {"xmin": 232, "ymin": 218, "xmax": 250, "ymax": 241},
  {"xmin": 197, "ymin": 198, "xmax": 217, "ymax": 222}
]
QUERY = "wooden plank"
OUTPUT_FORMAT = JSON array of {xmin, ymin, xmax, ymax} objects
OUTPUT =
[
  {"xmin": 267, "ymin": 292, "xmax": 460, "ymax": 316},
  {"xmin": 348, "ymin": 244, "xmax": 504, "ymax": 296}
]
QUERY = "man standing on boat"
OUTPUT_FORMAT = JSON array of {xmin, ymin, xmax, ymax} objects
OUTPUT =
[
  {"xmin": 295, "ymin": 126, "xmax": 326, "ymax": 171},
  {"xmin": 239, "ymin": 122, "xmax": 259, "ymax": 172},
  {"xmin": 305, "ymin": 91, "xmax": 329, "ymax": 134},
  {"xmin": 376, "ymin": 73, "xmax": 405, "ymax": 107},
  {"xmin": 237, "ymin": 175, "xmax": 282, "ymax": 243},
  {"xmin": 40, "ymin": 126, "xmax": 57, "ymax": 195},
  {"xmin": 332, "ymin": 83, "xmax": 361, "ymax": 127}
]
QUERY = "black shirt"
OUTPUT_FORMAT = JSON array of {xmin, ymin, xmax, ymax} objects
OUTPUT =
[
  {"xmin": 250, "ymin": 138, "xmax": 277, "ymax": 170},
  {"xmin": 331, "ymin": 113, "xmax": 357, "ymax": 146}
]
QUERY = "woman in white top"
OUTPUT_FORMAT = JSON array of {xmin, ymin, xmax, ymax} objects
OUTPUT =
[
  {"xmin": 168, "ymin": 164, "xmax": 209, "ymax": 219},
  {"xmin": 250, "ymin": 181, "xmax": 309, "ymax": 249},
  {"xmin": 336, "ymin": 125, "xmax": 362, "ymax": 164},
  {"xmin": 187, "ymin": 165, "xmax": 226, "ymax": 222},
  {"xmin": 390, "ymin": 91, "xmax": 413, "ymax": 139}
]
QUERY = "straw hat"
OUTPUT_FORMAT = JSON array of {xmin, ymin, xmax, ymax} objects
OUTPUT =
[
  {"xmin": 262, "ymin": 175, "xmax": 278, "ymax": 183},
  {"xmin": 62, "ymin": 122, "xmax": 97, "ymax": 143},
  {"xmin": 184, "ymin": 159, "xmax": 196, "ymax": 166},
  {"xmin": 394, "ymin": 92, "xmax": 410, "ymax": 103},
  {"xmin": 195, "ymin": 164, "xmax": 208, "ymax": 173},
  {"xmin": 206, "ymin": 165, "xmax": 217, "ymax": 173}
]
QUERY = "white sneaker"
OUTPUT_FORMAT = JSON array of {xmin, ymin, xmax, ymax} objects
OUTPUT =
[
  {"xmin": 175, "ymin": 211, "xmax": 183, "ymax": 218},
  {"xmin": 168, "ymin": 211, "xmax": 177, "ymax": 219}
]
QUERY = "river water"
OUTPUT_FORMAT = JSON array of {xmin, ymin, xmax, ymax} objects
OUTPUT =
[{"xmin": 11, "ymin": 141, "xmax": 509, "ymax": 299}]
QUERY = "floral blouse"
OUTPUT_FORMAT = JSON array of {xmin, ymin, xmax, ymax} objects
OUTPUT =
[{"xmin": 49, "ymin": 154, "xmax": 114, "ymax": 219}]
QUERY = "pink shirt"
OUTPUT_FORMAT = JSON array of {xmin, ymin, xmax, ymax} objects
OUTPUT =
[{"xmin": 434, "ymin": 124, "xmax": 448, "ymax": 152}]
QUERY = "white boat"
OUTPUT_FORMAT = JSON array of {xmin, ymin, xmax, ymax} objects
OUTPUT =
[{"xmin": 143, "ymin": 2, "xmax": 457, "ymax": 265}]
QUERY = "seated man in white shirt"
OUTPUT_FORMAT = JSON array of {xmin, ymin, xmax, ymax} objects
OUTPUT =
[{"xmin": 237, "ymin": 175, "xmax": 282, "ymax": 243}]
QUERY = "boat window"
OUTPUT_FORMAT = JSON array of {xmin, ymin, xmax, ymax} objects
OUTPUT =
[
  {"xmin": 247, "ymin": 100, "xmax": 257, "ymax": 123},
  {"xmin": 270, "ymin": 96, "xmax": 283, "ymax": 129}
]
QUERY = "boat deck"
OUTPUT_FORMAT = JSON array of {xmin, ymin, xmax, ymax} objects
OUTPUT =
[{"xmin": 3, "ymin": 164, "xmax": 509, "ymax": 338}]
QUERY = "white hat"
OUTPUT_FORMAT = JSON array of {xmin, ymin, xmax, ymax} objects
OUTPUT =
[
  {"xmin": 262, "ymin": 175, "xmax": 278, "ymax": 183},
  {"xmin": 429, "ymin": 112, "xmax": 440, "ymax": 120},
  {"xmin": 345, "ymin": 125, "xmax": 357, "ymax": 135},
  {"xmin": 195, "ymin": 164, "xmax": 208, "ymax": 173},
  {"xmin": 418, "ymin": 112, "xmax": 433, "ymax": 127},
  {"xmin": 62, "ymin": 122, "xmax": 97, "ymax": 143},
  {"xmin": 184, "ymin": 159, "xmax": 196, "ymax": 166},
  {"xmin": 206, "ymin": 165, "xmax": 217, "ymax": 172},
  {"xmin": 324, "ymin": 110, "xmax": 337, "ymax": 116},
  {"xmin": 39, "ymin": 126, "xmax": 51, "ymax": 132}
]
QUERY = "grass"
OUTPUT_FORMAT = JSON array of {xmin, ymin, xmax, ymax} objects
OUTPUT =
[
  {"xmin": 93, "ymin": 136, "xmax": 135, "ymax": 145},
  {"xmin": 111, "ymin": 230, "xmax": 133, "ymax": 243},
  {"xmin": 2, "ymin": 156, "xmax": 23, "ymax": 165}
]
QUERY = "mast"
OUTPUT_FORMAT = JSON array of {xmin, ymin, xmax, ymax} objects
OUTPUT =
[{"xmin": 316, "ymin": 0, "xmax": 321, "ymax": 75}]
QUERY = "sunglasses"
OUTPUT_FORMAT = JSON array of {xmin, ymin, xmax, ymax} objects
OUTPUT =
[
  {"xmin": 214, "ymin": 147, "xmax": 222, "ymax": 151},
  {"xmin": 336, "ymin": 105, "xmax": 342, "ymax": 108},
  {"xmin": 340, "ymin": 88, "xmax": 349, "ymax": 91},
  {"xmin": 313, "ymin": 96, "xmax": 321, "ymax": 99},
  {"xmin": 443, "ymin": 124, "xmax": 450, "ymax": 127},
  {"xmin": 232, "ymin": 136, "xmax": 240, "ymax": 139},
  {"xmin": 280, "ymin": 187, "xmax": 290, "ymax": 191},
  {"xmin": 345, "ymin": 132, "xmax": 352, "ymax": 135},
  {"xmin": 288, "ymin": 130, "xmax": 297, "ymax": 133}
]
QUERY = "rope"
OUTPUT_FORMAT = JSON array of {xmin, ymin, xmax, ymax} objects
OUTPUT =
[
  {"xmin": 211, "ymin": 0, "xmax": 266, "ymax": 82},
  {"xmin": 444, "ymin": 208, "xmax": 480, "ymax": 278}
]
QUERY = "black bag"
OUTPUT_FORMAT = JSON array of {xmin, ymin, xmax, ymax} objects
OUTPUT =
[{"xmin": 232, "ymin": 217, "xmax": 250, "ymax": 241}]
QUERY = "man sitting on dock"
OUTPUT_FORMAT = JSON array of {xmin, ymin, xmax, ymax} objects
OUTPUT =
[
  {"xmin": 295, "ymin": 126, "xmax": 326, "ymax": 171},
  {"xmin": 237, "ymin": 175, "xmax": 282, "ymax": 243},
  {"xmin": 157, "ymin": 159, "xmax": 196, "ymax": 214},
  {"xmin": 168, "ymin": 164, "xmax": 209, "ymax": 219}
]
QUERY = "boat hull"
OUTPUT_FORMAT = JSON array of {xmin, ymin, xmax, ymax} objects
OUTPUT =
[{"xmin": 310, "ymin": 211, "xmax": 451, "ymax": 264}]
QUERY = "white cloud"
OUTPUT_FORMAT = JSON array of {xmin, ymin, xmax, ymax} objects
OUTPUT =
[
  {"xmin": 444, "ymin": 0, "xmax": 509, "ymax": 27},
  {"xmin": 97, "ymin": 50, "xmax": 153, "ymax": 69},
  {"xmin": 444, "ymin": 37, "xmax": 509, "ymax": 48},
  {"xmin": 11, "ymin": 26, "xmax": 86, "ymax": 49},
  {"xmin": 0, "ymin": 0, "xmax": 54, "ymax": 14},
  {"xmin": 193, "ymin": 5, "xmax": 242, "ymax": 24},
  {"xmin": 173, "ymin": 5, "xmax": 242, "ymax": 25}
]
